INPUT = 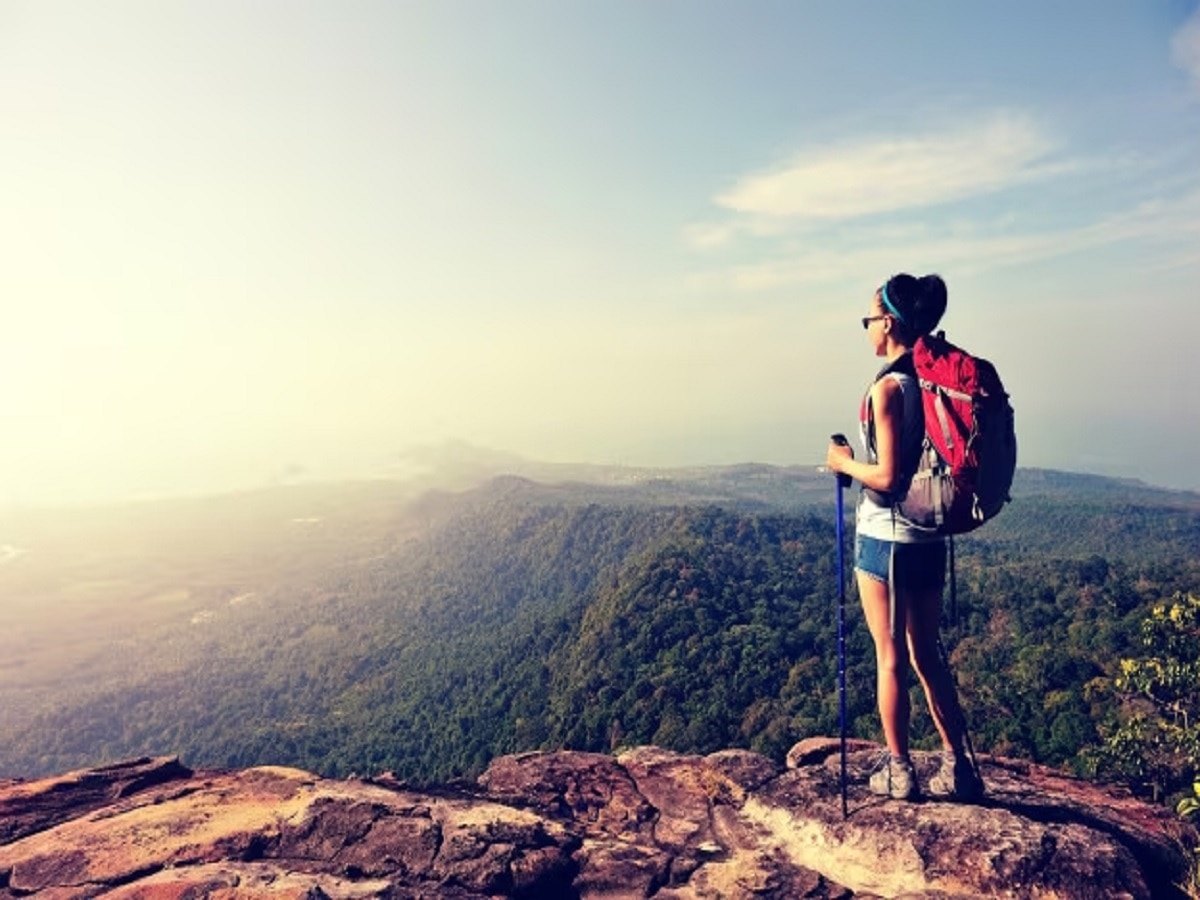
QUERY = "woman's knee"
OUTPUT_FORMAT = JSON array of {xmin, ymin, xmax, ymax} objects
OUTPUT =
[
  {"xmin": 876, "ymin": 644, "xmax": 911, "ymax": 677},
  {"xmin": 912, "ymin": 638, "xmax": 940, "ymax": 672},
  {"xmin": 911, "ymin": 647, "xmax": 955, "ymax": 696}
]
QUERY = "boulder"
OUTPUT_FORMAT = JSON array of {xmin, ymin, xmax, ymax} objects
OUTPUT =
[{"xmin": 0, "ymin": 742, "xmax": 1194, "ymax": 899}]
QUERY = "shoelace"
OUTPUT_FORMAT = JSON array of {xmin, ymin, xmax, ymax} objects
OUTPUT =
[{"xmin": 868, "ymin": 749, "xmax": 893, "ymax": 774}]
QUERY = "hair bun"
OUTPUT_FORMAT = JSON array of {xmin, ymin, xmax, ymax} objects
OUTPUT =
[{"xmin": 914, "ymin": 274, "xmax": 947, "ymax": 335}]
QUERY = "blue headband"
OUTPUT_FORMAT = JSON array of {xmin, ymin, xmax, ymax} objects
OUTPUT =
[{"xmin": 880, "ymin": 283, "xmax": 906, "ymax": 324}]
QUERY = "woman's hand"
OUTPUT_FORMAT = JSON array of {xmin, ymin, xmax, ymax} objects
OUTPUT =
[{"xmin": 827, "ymin": 440, "xmax": 853, "ymax": 474}]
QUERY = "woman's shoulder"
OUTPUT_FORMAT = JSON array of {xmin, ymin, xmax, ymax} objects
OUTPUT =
[
  {"xmin": 869, "ymin": 370, "xmax": 921, "ymax": 424},
  {"xmin": 870, "ymin": 372, "xmax": 907, "ymax": 405}
]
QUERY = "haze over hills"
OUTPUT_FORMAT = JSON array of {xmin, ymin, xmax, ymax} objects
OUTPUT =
[{"xmin": 0, "ymin": 448, "xmax": 1196, "ymax": 784}]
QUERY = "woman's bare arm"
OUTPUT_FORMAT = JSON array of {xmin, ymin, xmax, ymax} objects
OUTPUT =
[{"xmin": 826, "ymin": 377, "xmax": 903, "ymax": 493}]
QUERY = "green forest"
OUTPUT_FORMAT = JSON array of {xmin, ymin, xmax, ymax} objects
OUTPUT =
[{"xmin": 0, "ymin": 467, "xmax": 1197, "ymax": 807}]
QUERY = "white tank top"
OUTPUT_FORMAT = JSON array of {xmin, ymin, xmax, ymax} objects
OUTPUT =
[{"xmin": 856, "ymin": 371, "xmax": 939, "ymax": 543}]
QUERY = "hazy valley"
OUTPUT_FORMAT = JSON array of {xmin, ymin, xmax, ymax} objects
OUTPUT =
[{"xmin": 1, "ymin": 453, "xmax": 1197, "ymax": 792}]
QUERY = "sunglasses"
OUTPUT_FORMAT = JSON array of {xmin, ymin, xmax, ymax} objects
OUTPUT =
[{"xmin": 861, "ymin": 315, "xmax": 889, "ymax": 329}]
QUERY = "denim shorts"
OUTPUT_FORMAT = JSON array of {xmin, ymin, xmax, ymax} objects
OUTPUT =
[{"xmin": 855, "ymin": 534, "xmax": 946, "ymax": 591}]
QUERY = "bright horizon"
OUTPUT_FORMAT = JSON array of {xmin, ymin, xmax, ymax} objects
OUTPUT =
[{"xmin": 3, "ymin": 2, "xmax": 1200, "ymax": 508}]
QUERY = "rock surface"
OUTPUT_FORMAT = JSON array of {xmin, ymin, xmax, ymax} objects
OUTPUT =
[{"xmin": 0, "ymin": 741, "xmax": 1195, "ymax": 899}]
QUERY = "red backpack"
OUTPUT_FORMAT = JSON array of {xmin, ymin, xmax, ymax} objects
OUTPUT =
[
  {"xmin": 865, "ymin": 331, "xmax": 1016, "ymax": 534},
  {"xmin": 897, "ymin": 331, "xmax": 1017, "ymax": 534}
]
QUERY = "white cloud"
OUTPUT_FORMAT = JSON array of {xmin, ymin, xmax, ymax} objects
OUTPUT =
[
  {"xmin": 712, "ymin": 112, "xmax": 1061, "ymax": 223},
  {"xmin": 683, "ymin": 103, "xmax": 1199, "ymax": 289},
  {"xmin": 686, "ymin": 186, "xmax": 1200, "ymax": 293},
  {"xmin": 682, "ymin": 222, "xmax": 737, "ymax": 249},
  {"xmin": 1171, "ymin": 6, "xmax": 1200, "ymax": 89}
]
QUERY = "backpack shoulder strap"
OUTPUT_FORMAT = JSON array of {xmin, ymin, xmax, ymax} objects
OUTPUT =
[
  {"xmin": 864, "ymin": 352, "xmax": 916, "ymax": 506},
  {"xmin": 876, "ymin": 349, "xmax": 916, "ymax": 382}
]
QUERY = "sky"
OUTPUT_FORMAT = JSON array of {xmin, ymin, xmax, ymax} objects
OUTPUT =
[{"xmin": 2, "ymin": 1, "xmax": 1199, "ymax": 507}]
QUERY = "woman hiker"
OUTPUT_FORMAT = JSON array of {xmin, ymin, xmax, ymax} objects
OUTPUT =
[{"xmin": 824, "ymin": 273, "xmax": 984, "ymax": 802}]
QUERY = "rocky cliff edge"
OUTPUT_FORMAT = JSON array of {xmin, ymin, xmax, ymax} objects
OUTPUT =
[{"xmin": 1, "ymin": 739, "xmax": 1196, "ymax": 899}]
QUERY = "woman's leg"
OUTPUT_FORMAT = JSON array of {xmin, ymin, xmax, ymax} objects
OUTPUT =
[
  {"xmin": 905, "ymin": 584, "xmax": 967, "ymax": 753},
  {"xmin": 857, "ymin": 569, "xmax": 910, "ymax": 757}
]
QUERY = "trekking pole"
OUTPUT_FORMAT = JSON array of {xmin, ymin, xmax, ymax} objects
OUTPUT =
[
  {"xmin": 831, "ymin": 434, "xmax": 853, "ymax": 819},
  {"xmin": 939, "ymin": 537, "xmax": 984, "ymax": 790}
]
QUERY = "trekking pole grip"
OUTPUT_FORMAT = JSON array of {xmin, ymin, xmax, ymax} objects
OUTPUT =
[{"xmin": 830, "ymin": 433, "xmax": 853, "ymax": 488}]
